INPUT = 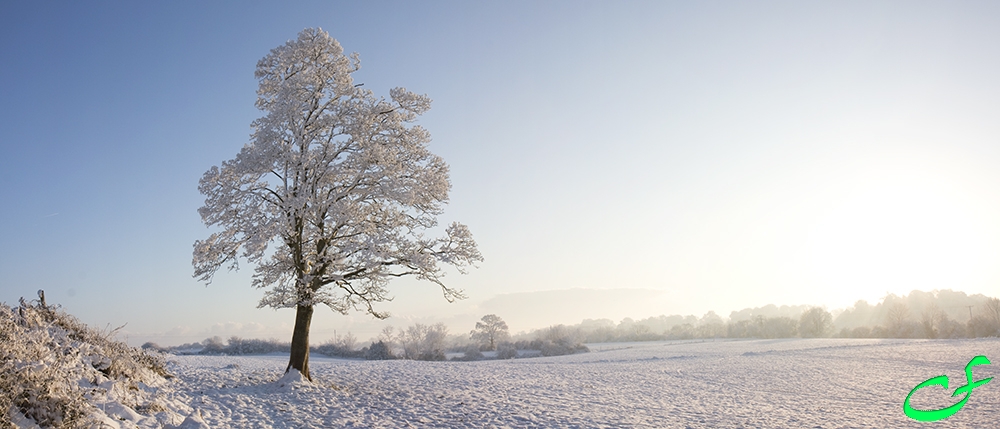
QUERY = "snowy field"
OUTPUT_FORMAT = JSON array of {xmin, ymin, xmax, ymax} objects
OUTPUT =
[{"xmin": 154, "ymin": 338, "xmax": 1000, "ymax": 428}]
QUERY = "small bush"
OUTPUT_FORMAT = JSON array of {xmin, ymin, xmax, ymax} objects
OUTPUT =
[
  {"xmin": 968, "ymin": 315, "xmax": 1000, "ymax": 338},
  {"xmin": 496, "ymin": 342, "xmax": 518, "ymax": 359},
  {"xmin": 197, "ymin": 336, "xmax": 290, "ymax": 355},
  {"xmin": 418, "ymin": 350, "xmax": 446, "ymax": 361},
  {"xmin": 453, "ymin": 345, "xmax": 484, "ymax": 361},
  {"xmin": 398, "ymin": 323, "xmax": 449, "ymax": 361},
  {"xmin": 539, "ymin": 340, "xmax": 589, "ymax": 357},
  {"xmin": 850, "ymin": 326, "xmax": 872, "ymax": 338},
  {"xmin": 313, "ymin": 333, "xmax": 362, "ymax": 358},
  {"xmin": 363, "ymin": 341, "xmax": 394, "ymax": 360}
]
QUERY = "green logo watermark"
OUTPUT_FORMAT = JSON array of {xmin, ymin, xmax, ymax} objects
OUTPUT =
[{"xmin": 903, "ymin": 355, "xmax": 993, "ymax": 422}]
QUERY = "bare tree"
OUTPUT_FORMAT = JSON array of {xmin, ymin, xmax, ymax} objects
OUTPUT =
[
  {"xmin": 798, "ymin": 307, "xmax": 833, "ymax": 338},
  {"xmin": 192, "ymin": 28, "xmax": 482, "ymax": 379},
  {"xmin": 984, "ymin": 298, "xmax": 1000, "ymax": 331},
  {"xmin": 377, "ymin": 325, "xmax": 396, "ymax": 347},
  {"xmin": 399, "ymin": 323, "xmax": 448, "ymax": 360},
  {"xmin": 470, "ymin": 314, "xmax": 510, "ymax": 351},
  {"xmin": 919, "ymin": 303, "xmax": 944, "ymax": 339},
  {"xmin": 884, "ymin": 302, "xmax": 911, "ymax": 338}
]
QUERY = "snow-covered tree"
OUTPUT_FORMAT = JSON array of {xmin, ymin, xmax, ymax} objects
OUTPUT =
[
  {"xmin": 798, "ymin": 307, "xmax": 832, "ymax": 338},
  {"xmin": 470, "ymin": 314, "xmax": 510, "ymax": 351},
  {"xmin": 192, "ymin": 28, "xmax": 482, "ymax": 379},
  {"xmin": 398, "ymin": 323, "xmax": 449, "ymax": 361}
]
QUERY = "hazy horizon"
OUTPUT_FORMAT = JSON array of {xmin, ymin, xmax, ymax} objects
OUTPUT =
[
  {"xmin": 4, "ymin": 2, "xmax": 1000, "ymax": 348},
  {"xmin": 125, "ymin": 287, "xmax": 996, "ymax": 347}
]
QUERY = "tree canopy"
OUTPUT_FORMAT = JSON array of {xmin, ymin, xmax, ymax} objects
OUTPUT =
[
  {"xmin": 192, "ymin": 28, "xmax": 482, "ymax": 378},
  {"xmin": 471, "ymin": 314, "xmax": 510, "ymax": 351}
]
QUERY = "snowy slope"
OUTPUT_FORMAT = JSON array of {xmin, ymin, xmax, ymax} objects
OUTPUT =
[{"xmin": 161, "ymin": 338, "xmax": 1000, "ymax": 428}]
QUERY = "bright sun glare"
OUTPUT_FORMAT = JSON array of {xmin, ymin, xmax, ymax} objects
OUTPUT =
[{"xmin": 804, "ymin": 169, "xmax": 989, "ymax": 306}]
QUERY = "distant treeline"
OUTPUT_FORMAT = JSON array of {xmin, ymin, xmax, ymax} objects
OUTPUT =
[
  {"xmin": 514, "ymin": 289, "xmax": 1000, "ymax": 342},
  {"xmin": 143, "ymin": 332, "xmax": 370, "ymax": 358},
  {"xmin": 143, "ymin": 317, "xmax": 588, "ymax": 361},
  {"xmin": 144, "ymin": 290, "xmax": 1000, "ymax": 359}
]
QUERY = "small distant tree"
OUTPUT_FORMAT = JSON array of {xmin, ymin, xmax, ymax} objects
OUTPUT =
[
  {"xmin": 798, "ymin": 307, "xmax": 833, "ymax": 338},
  {"xmin": 884, "ymin": 302, "xmax": 911, "ymax": 338},
  {"xmin": 919, "ymin": 303, "xmax": 944, "ymax": 339},
  {"xmin": 937, "ymin": 315, "xmax": 966, "ymax": 339},
  {"xmin": 378, "ymin": 326, "xmax": 396, "ymax": 344},
  {"xmin": 968, "ymin": 316, "xmax": 996, "ymax": 337},
  {"xmin": 749, "ymin": 315, "xmax": 767, "ymax": 338},
  {"xmin": 420, "ymin": 323, "xmax": 449, "ymax": 361},
  {"xmin": 984, "ymin": 298, "xmax": 1000, "ymax": 334},
  {"xmin": 470, "ymin": 314, "xmax": 510, "ymax": 351},
  {"xmin": 191, "ymin": 28, "xmax": 482, "ymax": 380},
  {"xmin": 400, "ymin": 324, "xmax": 424, "ymax": 359}
]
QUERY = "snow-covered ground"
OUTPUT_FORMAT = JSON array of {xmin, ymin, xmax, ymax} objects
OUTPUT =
[{"xmin": 156, "ymin": 338, "xmax": 1000, "ymax": 428}]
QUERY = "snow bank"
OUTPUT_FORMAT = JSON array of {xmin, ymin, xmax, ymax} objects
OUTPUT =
[{"xmin": 0, "ymin": 298, "xmax": 194, "ymax": 428}]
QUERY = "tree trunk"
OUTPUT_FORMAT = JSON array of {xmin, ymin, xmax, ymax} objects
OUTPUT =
[{"xmin": 287, "ymin": 304, "xmax": 314, "ymax": 381}]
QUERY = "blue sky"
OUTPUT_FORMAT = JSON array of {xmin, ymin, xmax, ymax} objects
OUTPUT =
[{"xmin": 3, "ymin": 1, "xmax": 1000, "ymax": 345}]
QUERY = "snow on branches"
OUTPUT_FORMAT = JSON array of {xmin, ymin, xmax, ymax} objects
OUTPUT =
[{"xmin": 192, "ymin": 28, "xmax": 482, "ymax": 318}]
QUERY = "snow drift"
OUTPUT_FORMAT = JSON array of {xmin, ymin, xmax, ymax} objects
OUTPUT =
[{"xmin": 0, "ymin": 296, "xmax": 183, "ymax": 428}]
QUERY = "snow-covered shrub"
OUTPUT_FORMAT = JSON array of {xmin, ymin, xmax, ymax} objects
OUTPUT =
[
  {"xmin": 1, "ymin": 296, "xmax": 170, "ymax": 428},
  {"xmin": 666, "ymin": 323, "xmax": 696, "ymax": 340},
  {"xmin": 141, "ymin": 341, "xmax": 163, "ymax": 351},
  {"xmin": 192, "ymin": 336, "xmax": 291, "ymax": 355},
  {"xmin": 538, "ymin": 325, "xmax": 584, "ymax": 346},
  {"xmin": 399, "ymin": 323, "xmax": 449, "ymax": 361},
  {"xmin": 313, "ymin": 333, "xmax": 362, "ymax": 358},
  {"xmin": 224, "ymin": 336, "xmax": 290, "ymax": 355},
  {"xmin": 163, "ymin": 341, "xmax": 206, "ymax": 354},
  {"xmin": 968, "ymin": 315, "xmax": 1000, "ymax": 338},
  {"xmin": 418, "ymin": 349, "xmax": 446, "ymax": 361},
  {"xmin": 723, "ymin": 316, "xmax": 799, "ymax": 339},
  {"xmin": 760, "ymin": 316, "xmax": 798, "ymax": 338},
  {"xmin": 200, "ymin": 336, "xmax": 226, "ymax": 354},
  {"xmin": 452, "ymin": 345, "xmax": 484, "ymax": 361},
  {"xmin": 496, "ymin": 342, "xmax": 518, "ymax": 360},
  {"xmin": 539, "ymin": 340, "xmax": 589, "ymax": 357},
  {"xmin": 937, "ymin": 317, "xmax": 967, "ymax": 339},
  {"xmin": 511, "ymin": 325, "xmax": 589, "ymax": 357},
  {"xmin": 0, "ymin": 303, "xmax": 94, "ymax": 427},
  {"xmin": 869, "ymin": 325, "xmax": 888, "ymax": 338},
  {"xmin": 364, "ymin": 341, "xmax": 394, "ymax": 360},
  {"xmin": 512, "ymin": 330, "xmax": 589, "ymax": 357}
]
